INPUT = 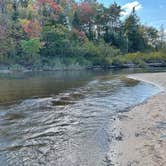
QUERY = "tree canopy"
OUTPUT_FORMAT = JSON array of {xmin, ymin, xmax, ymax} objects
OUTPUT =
[{"xmin": 0, "ymin": 0, "xmax": 165, "ymax": 69}]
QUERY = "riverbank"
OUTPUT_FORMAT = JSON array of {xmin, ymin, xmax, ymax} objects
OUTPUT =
[
  {"xmin": 0, "ymin": 65, "xmax": 166, "ymax": 75},
  {"xmin": 1, "ymin": 51, "xmax": 166, "ymax": 73},
  {"xmin": 108, "ymin": 72, "xmax": 166, "ymax": 166}
]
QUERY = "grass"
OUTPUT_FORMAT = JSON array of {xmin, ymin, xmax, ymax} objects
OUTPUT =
[{"xmin": 110, "ymin": 51, "xmax": 166, "ymax": 67}]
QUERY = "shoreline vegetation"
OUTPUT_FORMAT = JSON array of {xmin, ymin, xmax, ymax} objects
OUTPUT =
[
  {"xmin": 108, "ymin": 72, "xmax": 166, "ymax": 166},
  {"xmin": 1, "ymin": 51, "xmax": 166, "ymax": 73},
  {"xmin": 0, "ymin": 1, "xmax": 166, "ymax": 70}
]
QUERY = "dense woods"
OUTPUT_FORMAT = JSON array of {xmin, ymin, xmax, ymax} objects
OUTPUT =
[{"xmin": 0, "ymin": 0, "xmax": 166, "ymax": 70}]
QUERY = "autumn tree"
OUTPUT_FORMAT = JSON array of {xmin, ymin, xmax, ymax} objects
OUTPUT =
[{"xmin": 0, "ymin": 0, "xmax": 163, "ymax": 67}]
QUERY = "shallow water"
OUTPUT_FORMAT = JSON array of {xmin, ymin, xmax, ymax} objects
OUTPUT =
[{"xmin": 0, "ymin": 69, "xmax": 162, "ymax": 166}]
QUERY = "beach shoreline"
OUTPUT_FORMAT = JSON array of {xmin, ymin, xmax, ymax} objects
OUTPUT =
[{"xmin": 107, "ymin": 72, "xmax": 166, "ymax": 166}]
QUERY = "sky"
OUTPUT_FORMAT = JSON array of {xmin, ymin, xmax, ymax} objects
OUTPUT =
[{"xmin": 97, "ymin": 0, "xmax": 166, "ymax": 29}]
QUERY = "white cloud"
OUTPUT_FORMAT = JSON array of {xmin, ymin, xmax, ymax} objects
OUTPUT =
[{"xmin": 121, "ymin": 1, "xmax": 142, "ymax": 16}]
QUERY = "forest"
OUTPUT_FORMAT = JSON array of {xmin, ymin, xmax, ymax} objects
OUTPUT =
[{"xmin": 0, "ymin": 0, "xmax": 166, "ymax": 70}]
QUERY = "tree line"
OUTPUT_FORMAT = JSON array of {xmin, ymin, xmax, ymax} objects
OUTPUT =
[{"xmin": 0, "ymin": 0, "xmax": 165, "ymax": 69}]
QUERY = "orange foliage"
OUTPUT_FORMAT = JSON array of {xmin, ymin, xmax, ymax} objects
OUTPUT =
[{"xmin": 21, "ymin": 20, "xmax": 42, "ymax": 38}]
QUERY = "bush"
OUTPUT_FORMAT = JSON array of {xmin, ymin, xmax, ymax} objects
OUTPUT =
[
  {"xmin": 20, "ymin": 38, "xmax": 41, "ymax": 64},
  {"xmin": 82, "ymin": 40, "xmax": 121, "ymax": 65}
]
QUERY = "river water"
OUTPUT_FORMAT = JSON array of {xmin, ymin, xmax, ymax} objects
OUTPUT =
[{"xmin": 0, "ymin": 69, "xmax": 163, "ymax": 166}]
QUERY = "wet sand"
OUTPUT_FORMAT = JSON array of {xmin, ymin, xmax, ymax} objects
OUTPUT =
[{"xmin": 108, "ymin": 73, "xmax": 166, "ymax": 166}]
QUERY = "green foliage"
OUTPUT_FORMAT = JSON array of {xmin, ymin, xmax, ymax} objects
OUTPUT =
[
  {"xmin": 41, "ymin": 25, "xmax": 71, "ymax": 56},
  {"xmin": 81, "ymin": 40, "xmax": 121, "ymax": 65},
  {"xmin": 124, "ymin": 9, "xmax": 143, "ymax": 52},
  {"xmin": 21, "ymin": 38, "xmax": 41, "ymax": 55},
  {"xmin": 111, "ymin": 52, "xmax": 166, "ymax": 67},
  {"xmin": 20, "ymin": 38, "xmax": 41, "ymax": 63}
]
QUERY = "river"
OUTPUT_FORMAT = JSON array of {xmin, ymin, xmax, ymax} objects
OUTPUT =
[{"xmin": 0, "ymin": 68, "xmax": 164, "ymax": 166}]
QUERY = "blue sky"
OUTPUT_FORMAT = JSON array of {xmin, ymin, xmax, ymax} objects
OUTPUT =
[{"xmin": 97, "ymin": 0, "xmax": 166, "ymax": 29}]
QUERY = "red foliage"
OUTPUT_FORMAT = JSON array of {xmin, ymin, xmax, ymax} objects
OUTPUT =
[
  {"xmin": 37, "ymin": 0, "xmax": 61, "ymax": 13},
  {"xmin": 73, "ymin": 28, "xmax": 86, "ymax": 41},
  {"xmin": 22, "ymin": 20, "xmax": 42, "ymax": 38},
  {"xmin": 78, "ymin": 2, "xmax": 93, "ymax": 15},
  {"xmin": 77, "ymin": 2, "xmax": 94, "ymax": 23}
]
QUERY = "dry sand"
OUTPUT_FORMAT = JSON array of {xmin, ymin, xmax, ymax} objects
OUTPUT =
[{"xmin": 108, "ymin": 72, "xmax": 166, "ymax": 166}]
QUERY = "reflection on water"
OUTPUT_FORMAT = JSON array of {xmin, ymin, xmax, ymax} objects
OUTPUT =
[
  {"xmin": 0, "ymin": 71, "xmax": 97, "ymax": 105},
  {"xmin": 0, "ymin": 69, "xmax": 162, "ymax": 166}
]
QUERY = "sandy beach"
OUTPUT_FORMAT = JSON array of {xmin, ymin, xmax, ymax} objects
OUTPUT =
[{"xmin": 108, "ymin": 72, "xmax": 166, "ymax": 166}]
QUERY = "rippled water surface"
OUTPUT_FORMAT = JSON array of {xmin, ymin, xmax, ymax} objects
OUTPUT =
[{"xmin": 0, "ymin": 70, "xmax": 161, "ymax": 166}]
